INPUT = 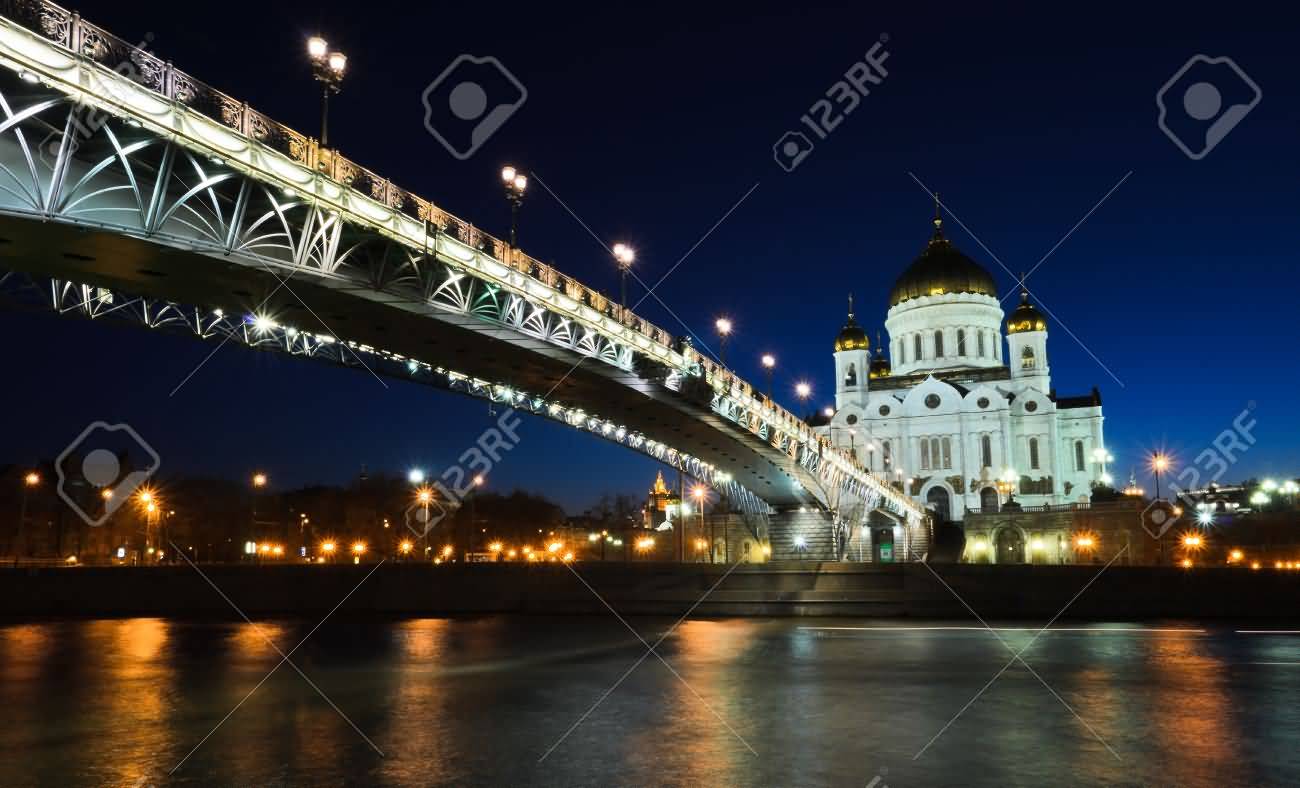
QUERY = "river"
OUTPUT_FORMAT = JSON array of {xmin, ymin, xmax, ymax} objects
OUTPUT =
[{"xmin": 1, "ymin": 617, "xmax": 1296, "ymax": 786}]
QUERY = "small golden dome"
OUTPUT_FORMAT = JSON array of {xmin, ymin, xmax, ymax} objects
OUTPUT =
[
  {"xmin": 834, "ymin": 295, "xmax": 869, "ymax": 352},
  {"xmin": 1006, "ymin": 287, "xmax": 1047, "ymax": 334},
  {"xmin": 869, "ymin": 332, "xmax": 891, "ymax": 378}
]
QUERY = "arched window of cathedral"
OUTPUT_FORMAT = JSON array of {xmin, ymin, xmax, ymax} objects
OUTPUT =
[
  {"xmin": 1021, "ymin": 346, "xmax": 1036, "ymax": 370},
  {"xmin": 957, "ymin": 329, "xmax": 966, "ymax": 356},
  {"xmin": 914, "ymin": 334, "xmax": 923, "ymax": 361},
  {"xmin": 977, "ymin": 331, "xmax": 986, "ymax": 357},
  {"xmin": 845, "ymin": 363, "xmax": 857, "ymax": 387},
  {"xmin": 1029, "ymin": 437, "xmax": 1040, "ymax": 470},
  {"xmin": 920, "ymin": 439, "xmax": 930, "ymax": 470},
  {"xmin": 942, "ymin": 437, "xmax": 952, "ymax": 469},
  {"xmin": 882, "ymin": 440, "xmax": 892, "ymax": 470},
  {"xmin": 1074, "ymin": 440, "xmax": 1085, "ymax": 472},
  {"xmin": 897, "ymin": 340, "xmax": 904, "ymax": 365},
  {"xmin": 994, "ymin": 334, "xmax": 1001, "ymax": 361},
  {"xmin": 934, "ymin": 331, "xmax": 944, "ymax": 357},
  {"xmin": 981, "ymin": 435, "xmax": 992, "ymax": 468}
]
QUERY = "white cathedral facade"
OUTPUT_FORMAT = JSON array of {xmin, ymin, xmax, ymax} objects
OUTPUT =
[{"xmin": 814, "ymin": 211, "xmax": 1109, "ymax": 522}]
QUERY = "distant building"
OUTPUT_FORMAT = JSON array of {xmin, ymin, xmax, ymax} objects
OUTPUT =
[{"xmin": 644, "ymin": 471, "xmax": 681, "ymax": 531}]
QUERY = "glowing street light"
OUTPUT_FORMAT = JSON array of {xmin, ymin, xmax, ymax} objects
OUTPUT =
[
  {"xmin": 1150, "ymin": 452, "xmax": 1170, "ymax": 500},
  {"xmin": 307, "ymin": 35, "xmax": 347, "ymax": 146},
  {"xmin": 754, "ymin": 353, "xmax": 776, "ymax": 399},
  {"xmin": 1073, "ymin": 534, "xmax": 1097, "ymax": 560},
  {"xmin": 795, "ymin": 381, "xmax": 812, "ymax": 402},
  {"xmin": 13, "ymin": 470, "xmax": 43, "ymax": 567},
  {"xmin": 408, "ymin": 468, "xmax": 425, "ymax": 484},
  {"xmin": 613, "ymin": 243, "xmax": 635, "ymax": 313},
  {"xmin": 399, "ymin": 540, "xmax": 414, "ymax": 556},
  {"xmin": 501, "ymin": 165, "xmax": 527, "ymax": 247},
  {"xmin": 715, "ymin": 318, "xmax": 733, "ymax": 367}
]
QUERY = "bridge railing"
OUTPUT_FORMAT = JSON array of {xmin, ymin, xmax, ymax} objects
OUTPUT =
[{"xmin": 1, "ymin": 0, "xmax": 921, "ymax": 520}]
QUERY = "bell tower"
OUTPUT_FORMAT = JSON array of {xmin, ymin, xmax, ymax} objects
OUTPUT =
[
  {"xmin": 1005, "ymin": 281, "xmax": 1050, "ymax": 392},
  {"xmin": 834, "ymin": 295, "xmax": 871, "ymax": 410}
]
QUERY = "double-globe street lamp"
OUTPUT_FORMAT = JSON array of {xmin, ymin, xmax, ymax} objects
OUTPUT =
[
  {"xmin": 761, "ymin": 354, "xmax": 776, "ymax": 400},
  {"xmin": 715, "ymin": 318, "xmax": 733, "ymax": 368},
  {"xmin": 307, "ymin": 36, "xmax": 347, "ymax": 147},
  {"xmin": 613, "ymin": 243, "xmax": 635, "ymax": 316},
  {"xmin": 501, "ymin": 166, "xmax": 527, "ymax": 247}
]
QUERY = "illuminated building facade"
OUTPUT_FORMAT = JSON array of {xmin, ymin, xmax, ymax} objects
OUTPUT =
[{"xmin": 815, "ymin": 208, "xmax": 1110, "ymax": 524}]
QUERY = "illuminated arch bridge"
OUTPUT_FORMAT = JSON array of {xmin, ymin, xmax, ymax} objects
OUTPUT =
[{"xmin": 0, "ymin": 2, "xmax": 928, "ymax": 560}]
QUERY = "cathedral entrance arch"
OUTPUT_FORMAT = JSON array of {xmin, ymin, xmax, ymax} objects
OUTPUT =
[
  {"xmin": 979, "ymin": 486, "xmax": 999, "ymax": 512},
  {"xmin": 926, "ymin": 486, "xmax": 952, "ymax": 522},
  {"xmin": 995, "ymin": 527, "xmax": 1025, "ymax": 564}
]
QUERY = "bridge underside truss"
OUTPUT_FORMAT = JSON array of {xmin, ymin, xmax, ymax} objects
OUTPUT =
[
  {"xmin": 0, "ymin": 8, "xmax": 925, "ymax": 531},
  {"xmin": 0, "ymin": 269, "xmax": 776, "ymax": 515}
]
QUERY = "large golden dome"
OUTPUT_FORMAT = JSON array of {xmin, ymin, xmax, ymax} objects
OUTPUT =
[{"xmin": 889, "ymin": 215, "xmax": 997, "ymax": 307}]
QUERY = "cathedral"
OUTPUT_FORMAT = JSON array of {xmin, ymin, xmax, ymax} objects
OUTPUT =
[{"xmin": 813, "ymin": 208, "xmax": 1109, "ymax": 523}]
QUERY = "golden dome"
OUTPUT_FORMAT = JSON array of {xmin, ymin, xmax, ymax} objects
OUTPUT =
[
  {"xmin": 889, "ymin": 210, "xmax": 997, "ymax": 307},
  {"xmin": 834, "ymin": 295, "xmax": 869, "ymax": 352},
  {"xmin": 1006, "ymin": 288, "xmax": 1047, "ymax": 334},
  {"xmin": 869, "ymin": 332, "xmax": 891, "ymax": 378}
]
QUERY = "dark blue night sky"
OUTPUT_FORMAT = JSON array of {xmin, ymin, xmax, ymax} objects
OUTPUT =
[{"xmin": 5, "ymin": 0, "xmax": 1298, "ymax": 511}]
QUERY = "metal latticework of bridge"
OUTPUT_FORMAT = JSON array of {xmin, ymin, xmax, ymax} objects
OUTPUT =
[{"xmin": 0, "ymin": 1, "xmax": 928, "ymax": 558}]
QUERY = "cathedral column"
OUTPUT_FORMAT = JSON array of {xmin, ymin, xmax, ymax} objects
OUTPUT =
[
  {"xmin": 955, "ymin": 409, "xmax": 969, "ymax": 518},
  {"xmin": 998, "ymin": 408, "xmax": 1013, "ymax": 474},
  {"xmin": 1048, "ymin": 413, "xmax": 1064, "ymax": 504}
]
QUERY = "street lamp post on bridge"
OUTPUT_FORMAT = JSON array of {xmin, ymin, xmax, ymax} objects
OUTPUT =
[
  {"xmin": 501, "ymin": 166, "xmax": 527, "ymax": 247},
  {"xmin": 307, "ymin": 36, "xmax": 347, "ymax": 147},
  {"xmin": 613, "ymin": 243, "xmax": 634, "ymax": 317}
]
